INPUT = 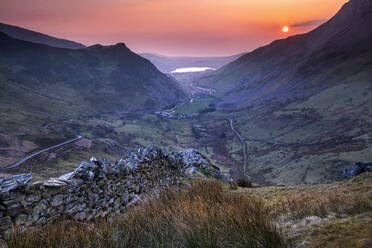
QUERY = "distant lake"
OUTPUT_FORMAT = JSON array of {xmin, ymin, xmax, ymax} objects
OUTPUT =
[{"xmin": 171, "ymin": 67, "xmax": 215, "ymax": 73}]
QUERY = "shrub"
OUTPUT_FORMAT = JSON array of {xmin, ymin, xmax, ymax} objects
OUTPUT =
[{"xmin": 236, "ymin": 176, "xmax": 253, "ymax": 188}]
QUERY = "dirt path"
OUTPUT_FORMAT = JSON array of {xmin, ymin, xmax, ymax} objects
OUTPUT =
[{"xmin": 227, "ymin": 118, "xmax": 250, "ymax": 178}]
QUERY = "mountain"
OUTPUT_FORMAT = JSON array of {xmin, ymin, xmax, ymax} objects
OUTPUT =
[
  {"xmin": 141, "ymin": 53, "xmax": 245, "ymax": 73},
  {"xmin": 0, "ymin": 31, "xmax": 186, "ymax": 138},
  {"xmin": 199, "ymin": 0, "xmax": 372, "ymax": 107},
  {"xmin": 194, "ymin": 0, "xmax": 372, "ymax": 185},
  {"xmin": 0, "ymin": 23, "xmax": 86, "ymax": 49},
  {"xmin": 0, "ymin": 30, "xmax": 187, "ymax": 171}
]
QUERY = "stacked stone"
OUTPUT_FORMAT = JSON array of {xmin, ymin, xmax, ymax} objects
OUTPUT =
[{"xmin": 0, "ymin": 146, "xmax": 223, "ymax": 235}]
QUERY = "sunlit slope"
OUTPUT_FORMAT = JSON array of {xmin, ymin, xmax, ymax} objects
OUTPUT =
[
  {"xmin": 193, "ymin": 0, "xmax": 372, "ymax": 185},
  {"xmin": 198, "ymin": 0, "xmax": 372, "ymax": 108}
]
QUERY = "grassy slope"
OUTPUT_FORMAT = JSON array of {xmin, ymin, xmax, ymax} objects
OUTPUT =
[
  {"xmin": 0, "ymin": 34, "xmax": 186, "ymax": 170},
  {"xmin": 188, "ymin": 0, "xmax": 372, "ymax": 185}
]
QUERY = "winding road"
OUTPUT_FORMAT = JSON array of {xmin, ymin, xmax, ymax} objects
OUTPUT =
[
  {"xmin": 1, "ymin": 135, "xmax": 83, "ymax": 171},
  {"xmin": 227, "ymin": 118, "xmax": 250, "ymax": 178}
]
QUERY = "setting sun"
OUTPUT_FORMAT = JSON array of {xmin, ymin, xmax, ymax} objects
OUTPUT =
[{"xmin": 282, "ymin": 26, "xmax": 289, "ymax": 32}]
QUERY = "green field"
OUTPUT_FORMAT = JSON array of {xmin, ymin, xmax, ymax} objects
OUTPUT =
[{"xmin": 173, "ymin": 97, "xmax": 214, "ymax": 114}]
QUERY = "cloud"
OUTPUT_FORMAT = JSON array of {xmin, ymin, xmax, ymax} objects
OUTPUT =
[{"xmin": 292, "ymin": 19, "xmax": 326, "ymax": 28}]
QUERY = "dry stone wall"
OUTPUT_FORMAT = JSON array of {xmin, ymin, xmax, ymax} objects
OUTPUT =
[{"xmin": 0, "ymin": 146, "xmax": 223, "ymax": 235}]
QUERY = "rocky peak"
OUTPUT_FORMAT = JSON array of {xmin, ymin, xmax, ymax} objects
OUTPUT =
[{"xmin": 114, "ymin": 42, "xmax": 128, "ymax": 48}]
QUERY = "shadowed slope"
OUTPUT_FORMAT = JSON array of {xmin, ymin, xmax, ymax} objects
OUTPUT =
[{"xmin": 0, "ymin": 22, "xmax": 86, "ymax": 49}]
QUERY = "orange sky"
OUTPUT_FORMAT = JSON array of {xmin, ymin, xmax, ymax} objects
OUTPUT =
[{"xmin": 0, "ymin": 0, "xmax": 347, "ymax": 56}]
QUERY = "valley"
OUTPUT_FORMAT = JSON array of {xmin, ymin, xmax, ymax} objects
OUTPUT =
[
  {"xmin": 0, "ymin": 0, "xmax": 372, "ymax": 247},
  {"xmin": 1, "ymin": 61, "xmax": 371, "ymax": 186},
  {"xmin": 0, "ymin": 0, "xmax": 371, "ymax": 187}
]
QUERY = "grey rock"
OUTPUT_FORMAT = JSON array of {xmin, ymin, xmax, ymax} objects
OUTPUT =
[
  {"xmin": 76, "ymin": 202, "xmax": 87, "ymax": 212},
  {"xmin": 0, "ymin": 216, "xmax": 13, "ymax": 231},
  {"xmin": 142, "ymin": 146, "xmax": 166, "ymax": 161},
  {"xmin": 74, "ymin": 211, "xmax": 86, "ymax": 221},
  {"xmin": 65, "ymin": 204, "xmax": 78, "ymax": 215},
  {"xmin": 89, "ymin": 194, "xmax": 99, "ymax": 206},
  {"xmin": 122, "ymin": 191, "xmax": 129, "ymax": 204},
  {"xmin": 43, "ymin": 178, "xmax": 67, "ymax": 187},
  {"xmin": 181, "ymin": 148, "xmax": 210, "ymax": 172},
  {"xmin": 25, "ymin": 194, "xmax": 41, "ymax": 203},
  {"xmin": 74, "ymin": 161, "xmax": 97, "ymax": 180},
  {"xmin": 33, "ymin": 201, "xmax": 47, "ymax": 214},
  {"xmin": 14, "ymin": 214, "xmax": 28, "ymax": 226},
  {"xmin": 116, "ymin": 159, "xmax": 133, "ymax": 174},
  {"xmin": 36, "ymin": 217, "xmax": 46, "ymax": 225},
  {"xmin": 167, "ymin": 152, "xmax": 183, "ymax": 168},
  {"xmin": 0, "ymin": 174, "xmax": 32, "ymax": 193},
  {"xmin": 5, "ymin": 203, "xmax": 23, "ymax": 217},
  {"xmin": 127, "ymin": 195, "xmax": 141, "ymax": 207},
  {"xmin": 70, "ymin": 178, "xmax": 84, "ymax": 187},
  {"xmin": 58, "ymin": 171, "xmax": 76, "ymax": 181},
  {"xmin": 51, "ymin": 194, "xmax": 64, "ymax": 207},
  {"xmin": 342, "ymin": 162, "xmax": 372, "ymax": 178}
]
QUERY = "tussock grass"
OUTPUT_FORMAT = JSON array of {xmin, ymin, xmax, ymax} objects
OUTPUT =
[
  {"xmin": 274, "ymin": 191, "xmax": 372, "ymax": 220},
  {"xmin": 3, "ymin": 181, "xmax": 288, "ymax": 248}
]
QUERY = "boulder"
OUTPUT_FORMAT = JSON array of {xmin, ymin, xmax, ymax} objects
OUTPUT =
[
  {"xmin": 141, "ymin": 146, "xmax": 167, "ymax": 161},
  {"xmin": 74, "ymin": 161, "xmax": 97, "ymax": 180},
  {"xmin": 181, "ymin": 148, "xmax": 211, "ymax": 173},
  {"xmin": 342, "ymin": 162, "xmax": 372, "ymax": 178}
]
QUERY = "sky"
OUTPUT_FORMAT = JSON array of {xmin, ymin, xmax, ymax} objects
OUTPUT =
[{"xmin": 0, "ymin": 0, "xmax": 347, "ymax": 56}]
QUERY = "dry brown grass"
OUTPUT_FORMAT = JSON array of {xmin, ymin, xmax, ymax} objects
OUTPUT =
[
  {"xmin": 2, "ymin": 181, "xmax": 288, "ymax": 248},
  {"xmin": 274, "ymin": 191, "xmax": 372, "ymax": 220}
]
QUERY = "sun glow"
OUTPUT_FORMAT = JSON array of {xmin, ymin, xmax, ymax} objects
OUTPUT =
[{"xmin": 282, "ymin": 26, "xmax": 289, "ymax": 32}]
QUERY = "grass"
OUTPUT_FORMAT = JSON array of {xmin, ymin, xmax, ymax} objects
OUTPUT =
[
  {"xmin": 173, "ymin": 97, "xmax": 214, "ymax": 115},
  {"xmin": 2, "ymin": 181, "xmax": 288, "ymax": 248},
  {"xmin": 274, "ymin": 191, "xmax": 372, "ymax": 220},
  {"xmin": 304, "ymin": 213, "xmax": 372, "ymax": 248},
  {"xmin": 3, "ymin": 174, "xmax": 372, "ymax": 247}
]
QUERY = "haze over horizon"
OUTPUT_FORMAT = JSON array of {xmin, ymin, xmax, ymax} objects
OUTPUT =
[{"xmin": 0, "ymin": 0, "xmax": 346, "ymax": 56}]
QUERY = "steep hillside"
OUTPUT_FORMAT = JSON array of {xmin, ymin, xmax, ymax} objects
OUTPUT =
[
  {"xmin": 0, "ymin": 32, "xmax": 185, "ymax": 114},
  {"xmin": 192, "ymin": 0, "xmax": 372, "ymax": 185},
  {"xmin": 199, "ymin": 0, "xmax": 372, "ymax": 107},
  {"xmin": 141, "ymin": 53, "xmax": 244, "ymax": 73},
  {"xmin": 0, "ymin": 23, "xmax": 86, "ymax": 49},
  {"xmin": 0, "ymin": 32, "xmax": 186, "ymax": 169}
]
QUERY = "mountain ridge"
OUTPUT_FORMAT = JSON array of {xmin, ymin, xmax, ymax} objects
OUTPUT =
[
  {"xmin": 0, "ymin": 22, "xmax": 86, "ymax": 49},
  {"xmin": 190, "ymin": 0, "xmax": 372, "ymax": 185},
  {"xmin": 199, "ymin": 0, "xmax": 372, "ymax": 108}
]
